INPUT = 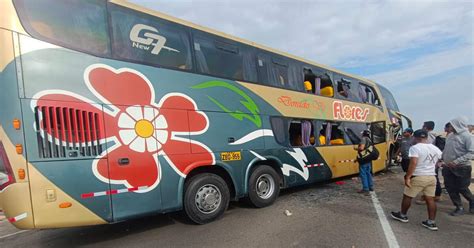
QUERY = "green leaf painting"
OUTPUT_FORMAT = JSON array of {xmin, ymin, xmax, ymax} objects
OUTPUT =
[{"xmin": 192, "ymin": 81, "xmax": 262, "ymax": 128}]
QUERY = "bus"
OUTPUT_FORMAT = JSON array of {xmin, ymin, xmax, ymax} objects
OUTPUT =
[{"xmin": 0, "ymin": 0, "xmax": 410, "ymax": 228}]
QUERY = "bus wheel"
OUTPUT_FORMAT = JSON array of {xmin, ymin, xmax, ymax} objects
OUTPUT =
[
  {"xmin": 248, "ymin": 165, "xmax": 280, "ymax": 208},
  {"xmin": 184, "ymin": 173, "xmax": 230, "ymax": 224}
]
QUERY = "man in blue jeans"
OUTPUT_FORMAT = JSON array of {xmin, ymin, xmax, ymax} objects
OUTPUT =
[{"xmin": 355, "ymin": 130, "xmax": 373, "ymax": 194}]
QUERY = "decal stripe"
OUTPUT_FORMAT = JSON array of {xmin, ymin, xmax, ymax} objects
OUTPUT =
[
  {"xmin": 338, "ymin": 158, "xmax": 382, "ymax": 163},
  {"xmin": 230, "ymin": 129, "xmax": 274, "ymax": 145},
  {"xmin": 8, "ymin": 213, "xmax": 27, "ymax": 223},
  {"xmin": 304, "ymin": 163, "xmax": 325, "ymax": 168},
  {"xmin": 81, "ymin": 186, "xmax": 148, "ymax": 199}
]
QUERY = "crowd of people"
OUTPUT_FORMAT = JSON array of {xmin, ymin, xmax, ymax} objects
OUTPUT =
[{"xmin": 354, "ymin": 116, "xmax": 473, "ymax": 231}]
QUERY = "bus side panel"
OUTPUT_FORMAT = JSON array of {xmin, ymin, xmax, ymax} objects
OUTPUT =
[{"xmin": 0, "ymin": 29, "xmax": 34, "ymax": 229}]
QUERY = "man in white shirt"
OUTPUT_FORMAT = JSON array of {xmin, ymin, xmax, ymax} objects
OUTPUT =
[{"xmin": 391, "ymin": 129, "xmax": 442, "ymax": 231}]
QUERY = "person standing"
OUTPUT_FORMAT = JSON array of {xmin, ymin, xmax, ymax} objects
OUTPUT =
[
  {"xmin": 355, "ymin": 130, "xmax": 374, "ymax": 194},
  {"xmin": 391, "ymin": 129, "xmax": 442, "ymax": 231},
  {"xmin": 423, "ymin": 121, "xmax": 437, "ymax": 145},
  {"xmin": 398, "ymin": 128, "xmax": 414, "ymax": 172},
  {"xmin": 441, "ymin": 116, "xmax": 474, "ymax": 216},
  {"xmin": 416, "ymin": 121, "xmax": 443, "ymax": 204}
]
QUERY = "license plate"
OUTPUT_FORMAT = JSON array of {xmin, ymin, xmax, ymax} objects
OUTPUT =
[{"xmin": 220, "ymin": 151, "xmax": 241, "ymax": 161}]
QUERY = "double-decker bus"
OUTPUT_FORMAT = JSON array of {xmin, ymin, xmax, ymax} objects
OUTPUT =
[{"xmin": 0, "ymin": 0, "xmax": 410, "ymax": 228}]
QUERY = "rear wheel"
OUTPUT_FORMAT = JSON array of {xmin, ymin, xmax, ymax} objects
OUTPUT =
[
  {"xmin": 248, "ymin": 165, "xmax": 280, "ymax": 208},
  {"xmin": 184, "ymin": 173, "xmax": 230, "ymax": 224}
]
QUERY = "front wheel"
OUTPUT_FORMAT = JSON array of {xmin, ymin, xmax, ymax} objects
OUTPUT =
[
  {"xmin": 248, "ymin": 165, "xmax": 280, "ymax": 208},
  {"xmin": 184, "ymin": 173, "xmax": 230, "ymax": 224}
]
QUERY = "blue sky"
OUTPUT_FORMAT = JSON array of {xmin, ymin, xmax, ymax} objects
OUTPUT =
[{"xmin": 130, "ymin": 0, "xmax": 473, "ymax": 132}]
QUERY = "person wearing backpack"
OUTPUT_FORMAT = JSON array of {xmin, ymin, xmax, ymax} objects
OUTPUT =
[{"xmin": 354, "ymin": 130, "xmax": 378, "ymax": 194}]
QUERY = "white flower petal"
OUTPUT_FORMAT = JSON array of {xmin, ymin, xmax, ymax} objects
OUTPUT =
[
  {"xmin": 154, "ymin": 115, "xmax": 168, "ymax": 129},
  {"xmin": 155, "ymin": 130, "xmax": 168, "ymax": 144},
  {"xmin": 126, "ymin": 106, "xmax": 143, "ymax": 121},
  {"xmin": 144, "ymin": 108, "xmax": 158, "ymax": 121},
  {"xmin": 118, "ymin": 113, "xmax": 135, "ymax": 129},
  {"xmin": 119, "ymin": 130, "xmax": 137, "ymax": 145},
  {"xmin": 146, "ymin": 137, "xmax": 158, "ymax": 152},
  {"xmin": 129, "ymin": 137, "xmax": 146, "ymax": 153}
]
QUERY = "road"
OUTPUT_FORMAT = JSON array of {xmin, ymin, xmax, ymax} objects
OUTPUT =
[{"xmin": 1, "ymin": 166, "xmax": 473, "ymax": 248}]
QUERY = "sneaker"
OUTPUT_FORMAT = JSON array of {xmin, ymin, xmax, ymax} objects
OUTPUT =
[
  {"xmin": 449, "ymin": 207, "xmax": 464, "ymax": 216},
  {"xmin": 357, "ymin": 189, "xmax": 369, "ymax": 194},
  {"xmin": 369, "ymin": 188, "xmax": 374, "ymax": 192},
  {"xmin": 390, "ymin": 212, "xmax": 408, "ymax": 223},
  {"xmin": 421, "ymin": 220, "xmax": 438, "ymax": 231}
]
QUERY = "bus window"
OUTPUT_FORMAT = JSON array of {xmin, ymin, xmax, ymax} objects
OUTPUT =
[
  {"xmin": 359, "ymin": 83, "xmax": 381, "ymax": 106},
  {"xmin": 109, "ymin": 4, "xmax": 192, "ymax": 70},
  {"xmin": 344, "ymin": 122, "xmax": 369, "ymax": 145},
  {"xmin": 194, "ymin": 35, "xmax": 246, "ymax": 80},
  {"xmin": 303, "ymin": 68, "xmax": 316, "ymax": 94},
  {"xmin": 271, "ymin": 57, "xmax": 289, "ymax": 88},
  {"xmin": 14, "ymin": 0, "xmax": 109, "ymax": 55},
  {"xmin": 318, "ymin": 73, "xmax": 334, "ymax": 97},
  {"xmin": 289, "ymin": 120, "xmax": 315, "ymax": 147},
  {"xmin": 318, "ymin": 122, "xmax": 346, "ymax": 146},
  {"xmin": 336, "ymin": 78, "xmax": 352, "ymax": 99},
  {"xmin": 371, "ymin": 121, "xmax": 386, "ymax": 144}
]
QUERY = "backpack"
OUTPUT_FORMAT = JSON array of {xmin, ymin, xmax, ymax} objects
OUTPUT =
[
  {"xmin": 434, "ymin": 135, "xmax": 446, "ymax": 151},
  {"xmin": 357, "ymin": 140, "xmax": 380, "ymax": 164}
]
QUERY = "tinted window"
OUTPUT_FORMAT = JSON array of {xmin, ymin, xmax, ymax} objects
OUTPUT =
[
  {"xmin": 194, "ymin": 33, "xmax": 256, "ymax": 81},
  {"xmin": 109, "ymin": 4, "xmax": 192, "ymax": 70},
  {"xmin": 371, "ymin": 121, "xmax": 386, "ymax": 144},
  {"xmin": 14, "ymin": 0, "xmax": 109, "ymax": 55},
  {"xmin": 378, "ymin": 85, "xmax": 399, "ymax": 111},
  {"xmin": 344, "ymin": 122, "xmax": 369, "ymax": 145},
  {"xmin": 257, "ymin": 53, "xmax": 303, "ymax": 91}
]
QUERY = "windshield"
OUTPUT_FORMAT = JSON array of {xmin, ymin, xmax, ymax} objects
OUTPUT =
[{"xmin": 378, "ymin": 84, "xmax": 399, "ymax": 111}]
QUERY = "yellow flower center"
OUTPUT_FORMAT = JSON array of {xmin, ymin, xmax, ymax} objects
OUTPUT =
[{"xmin": 135, "ymin": 119, "xmax": 154, "ymax": 138}]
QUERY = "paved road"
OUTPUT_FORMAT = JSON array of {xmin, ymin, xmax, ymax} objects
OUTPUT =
[{"xmin": 1, "ymin": 166, "xmax": 473, "ymax": 248}]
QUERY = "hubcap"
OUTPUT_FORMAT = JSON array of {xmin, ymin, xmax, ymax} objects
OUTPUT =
[
  {"xmin": 256, "ymin": 174, "xmax": 275, "ymax": 199},
  {"xmin": 195, "ymin": 184, "xmax": 222, "ymax": 214}
]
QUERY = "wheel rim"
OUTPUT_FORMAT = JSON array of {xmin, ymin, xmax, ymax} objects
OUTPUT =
[
  {"xmin": 195, "ymin": 184, "xmax": 222, "ymax": 214},
  {"xmin": 255, "ymin": 174, "xmax": 275, "ymax": 199}
]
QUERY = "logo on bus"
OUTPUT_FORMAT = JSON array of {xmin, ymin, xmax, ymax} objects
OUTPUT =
[
  {"xmin": 129, "ymin": 24, "xmax": 180, "ymax": 55},
  {"xmin": 333, "ymin": 101, "xmax": 370, "ymax": 121}
]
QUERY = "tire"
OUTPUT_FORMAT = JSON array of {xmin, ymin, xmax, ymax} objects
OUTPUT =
[
  {"xmin": 248, "ymin": 165, "xmax": 280, "ymax": 208},
  {"xmin": 184, "ymin": 173, "xmax": 230, "ymax": 224}
]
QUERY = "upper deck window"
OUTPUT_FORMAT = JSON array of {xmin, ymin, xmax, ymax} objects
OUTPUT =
[
  {"xmin": 359, "ymin": 83, "xmax": 381, "ymax": 106},
  {"xmin": 109, "ymin": 4, "xmax": 192, "ymax": 70},
  {"xmin": 14, "ymin": 0, "xmax": 109, "ymax": 56}
]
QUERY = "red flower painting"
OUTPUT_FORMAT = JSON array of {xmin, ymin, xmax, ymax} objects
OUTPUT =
[{"xmin": 32, "ymin": 64, "xmax": 215, "ymax": 192}]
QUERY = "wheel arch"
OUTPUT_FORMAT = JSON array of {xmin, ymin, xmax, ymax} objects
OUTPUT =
[
  {"xmin": 184, "ymin": 163, "xmax": 238, "ymax": 201},
  {"xmin": 244, "ymin": 155, "xmax": 285, "ymax": 195}
]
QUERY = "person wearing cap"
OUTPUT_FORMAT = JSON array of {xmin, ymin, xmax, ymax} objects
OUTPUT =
[
  {"xmin": 441, "ymin": 116, "xmax": 474, "ymax": 216},
  {"xmin": 354, "ymin": 129, "xmax": 374, "ymax": 194},
  {"xmin": 391, "ymin": 129, "xmax": 442, "ymax": 231},
  {"xmin": 397, "ymin": 128, "xmax": 414, "ymax": 172}
]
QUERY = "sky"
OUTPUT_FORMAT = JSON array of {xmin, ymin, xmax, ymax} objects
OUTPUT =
[{"xmin": 130, "ymin": 0, "xmax": 473, "ymax": 132}]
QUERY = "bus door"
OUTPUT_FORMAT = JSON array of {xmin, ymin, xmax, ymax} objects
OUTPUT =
[
  {"xmin": 370, "ymin": 121, "xmax": 387, "ymax": 172},
  {"xmin": 22, "ymin": 99, "xmax": 113, "ymax": 226},
  {"xmin": 103, "ymin": 105, "xmax": 162, "ymax": 221}
]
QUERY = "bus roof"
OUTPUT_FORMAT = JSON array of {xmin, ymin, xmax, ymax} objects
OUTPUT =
[{"xmin": 112, "ymin": 0, "xmax": 376, "ymax": 87}]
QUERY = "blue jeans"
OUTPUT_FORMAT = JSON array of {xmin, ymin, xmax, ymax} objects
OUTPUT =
[{"xmin": 359, "ymin": 162, "xmax": 373, "ymax": 191}]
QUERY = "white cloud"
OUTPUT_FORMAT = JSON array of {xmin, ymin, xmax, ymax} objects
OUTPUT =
[{"xmin": 367, "ymin": 45, "xmax": 473, "ymax": 87}]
